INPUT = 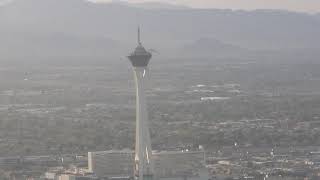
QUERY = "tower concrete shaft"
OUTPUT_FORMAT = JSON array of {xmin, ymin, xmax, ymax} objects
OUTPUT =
[{"xmin": 133, "ymin": 67, "xmax": 153, "ymax": 180}]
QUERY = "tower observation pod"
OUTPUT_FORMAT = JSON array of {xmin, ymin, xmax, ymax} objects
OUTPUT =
[{"xmin": 128, "ymin": 27, "xmax": 154, "ymax": 180}]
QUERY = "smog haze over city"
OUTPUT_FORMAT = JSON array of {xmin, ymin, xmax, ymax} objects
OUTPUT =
[{"xmin": 0, "ymin": 0, "xmax": 320, "ymax": 180}]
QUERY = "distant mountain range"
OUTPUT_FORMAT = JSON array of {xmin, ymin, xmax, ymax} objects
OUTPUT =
[
  {"xmin": 99, "ymin": 0, "xmax": 190, "ymax": 10},
  {"xmin": 181, "ymin": 38, "xmax": 249, "ymax": 58},
  {"xmin": 0, "ymin": 0, "xmax": 319, "ymax": 59}
]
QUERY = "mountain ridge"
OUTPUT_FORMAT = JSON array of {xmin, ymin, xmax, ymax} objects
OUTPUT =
[{"xmin": 0, "ymin": 0, "xmax": 319, "ymax": 59}]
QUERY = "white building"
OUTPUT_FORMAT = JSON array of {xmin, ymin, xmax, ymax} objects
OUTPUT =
[
  {"xmin": 88, "ymin": 150, "xmax": 134, "ymax": 178},
  {"xmin": 57, "ymin": 174, "xmax": 98, "ymax": 180},
  {"xmin": 88, "ymin": 150, "xmax": 207, "ymax": 179}
]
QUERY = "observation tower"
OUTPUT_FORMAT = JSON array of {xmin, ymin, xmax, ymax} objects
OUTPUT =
[{"xmin": 128, "ymin": 27, "xmax": 154, "ymax": 180}]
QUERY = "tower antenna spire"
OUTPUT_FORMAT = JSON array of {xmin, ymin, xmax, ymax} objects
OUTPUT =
[{"xmin": 138, "ymin": 26, "xmax": 141, "ymax": 45}]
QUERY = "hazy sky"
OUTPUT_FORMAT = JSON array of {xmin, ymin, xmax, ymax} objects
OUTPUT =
[{"xmin": 90, "ymin": 0, "xmax": 320, "ymax": 13}]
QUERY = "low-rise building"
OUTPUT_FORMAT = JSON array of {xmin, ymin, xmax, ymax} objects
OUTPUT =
[{"xmin": 88, "ymin": 150, "xmax": 206, "ymax": 179}]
